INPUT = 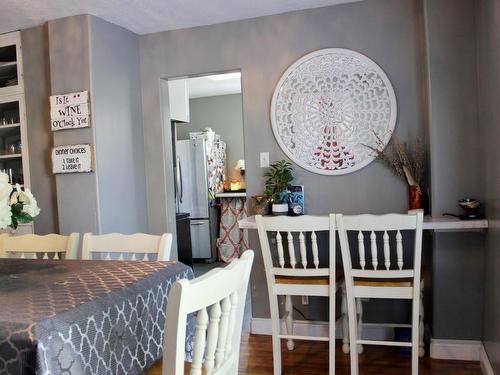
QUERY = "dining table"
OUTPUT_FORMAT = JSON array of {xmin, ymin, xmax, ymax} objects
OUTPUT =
[{"xmin": 0, "ymin": 258, "xmax": 194, "ymax": 375}]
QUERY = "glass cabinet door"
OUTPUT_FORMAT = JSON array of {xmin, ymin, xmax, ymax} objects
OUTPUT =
[
  {"xmin": 0, "ymin": 95, "xmax": 28, "ymax": 188},
  {"xmin": 0, "ymin": 32, "xmax": 23, "ymax": 95}
]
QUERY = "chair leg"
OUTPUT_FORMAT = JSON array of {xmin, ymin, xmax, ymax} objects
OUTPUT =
[
  {"xmin": 356, "ymin": 299, "xmax": 364, "ymax": 354},
  {"xmin": 329, "ymin": 284, "xmax": 336, "ymax": 375},
  {"xmin": 347, "ymin": 292, "xmax": 359, "ymax": 375},
  {"xmin": 412, "ymin": 292, "xmax": 420, "ymax": 375},
  {"xmin": 419, "ymin": 280, "xmax": 425, "ymax": 357},
  {"xmin": 270, "ymin": 295, "xmax": 282, "ymax": 375},
  {"xmin": 341, "ymin": 283, "xmax": 350, "ymax": 354},
  {"xmin": 285, "ymin": 295, "xmax": 295, "ymax": 351}
]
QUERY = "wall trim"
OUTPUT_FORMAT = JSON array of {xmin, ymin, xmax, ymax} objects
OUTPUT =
[
  {"xmin": 430, "ymin": 339, "xmax": 482, "ymax": 361},
  {"xmin": 252, "ymin": 319, "xmax": 486, "ymax": 363},
  {"xmin": 480, "ymin": 344, "xmax": 495, "ymax": 375}
]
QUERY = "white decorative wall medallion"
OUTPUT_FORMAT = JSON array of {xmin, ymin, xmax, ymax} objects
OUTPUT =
[{"xmin": 271, "ymin": 48, "xmax": 397, "ymax": 175}]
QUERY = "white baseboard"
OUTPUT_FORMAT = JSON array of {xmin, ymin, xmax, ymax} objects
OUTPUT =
[
  {"xmin": 430, "ymin": 339, "xmax": 482, "ymax": 361},
  {"xmin": 250, "ymin": 318, "xmax": 394, "ymax": 341},
  {"xmin": 252, "ymin": 318, "xmax": 487, "ymax": 363},
  {"xmin": 480, "ymin": 344, "xmax": 495, "ymax": 375}
]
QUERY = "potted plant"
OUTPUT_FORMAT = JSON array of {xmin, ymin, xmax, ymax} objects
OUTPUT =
[{"xmin": 264, "ymin": 160, "xmax": 294, "ymax": 215}]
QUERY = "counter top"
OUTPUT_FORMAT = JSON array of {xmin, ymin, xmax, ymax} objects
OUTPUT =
[
  {"xmin": 216, "ymin": 192, "xmax": 247, "ymax": 198},
  {"xmin": 238, "ymin": 215, "xmax": 489, "ymax": 231}
]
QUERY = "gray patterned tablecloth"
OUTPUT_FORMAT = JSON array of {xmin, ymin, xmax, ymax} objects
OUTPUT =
[{"xmin": 0, "ymin": 259, "xmax": 194, "ymax": 375}]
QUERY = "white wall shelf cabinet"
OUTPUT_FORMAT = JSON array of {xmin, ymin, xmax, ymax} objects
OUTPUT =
[
  {"xmin": 168, "ymin": 79, "xmax": 190, "ymax": 123},
  {"xmin": 0, "ymin": 94, "xmax": 30, "ymax": 188},
  {"xmin": 0, "ymin": 32, "xmax": 24, "ymax": 96},
  {"xmin": 0, "ymin": 32, "xmax": 32, "ymax": 235}
]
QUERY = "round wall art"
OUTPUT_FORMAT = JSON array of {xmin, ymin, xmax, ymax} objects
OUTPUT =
[{"xmin": 270, "ymin": 48, "xmax": 397, "ymax": 175}]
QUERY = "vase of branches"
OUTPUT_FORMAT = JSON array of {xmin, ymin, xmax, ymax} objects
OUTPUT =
[{"xmin": 366, "ymin": 134, "xmax": 425, "ymax": 210}]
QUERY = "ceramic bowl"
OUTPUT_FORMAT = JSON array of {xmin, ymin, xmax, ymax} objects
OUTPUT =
[{"xmin": 458, "ymin": 199, "xmax": 481, "ymax": 210}]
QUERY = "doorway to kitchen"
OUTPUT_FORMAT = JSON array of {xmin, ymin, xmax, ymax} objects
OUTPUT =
[{"xmin": 166, "ymin": 71, "xmax": 247, "ymax": 277}]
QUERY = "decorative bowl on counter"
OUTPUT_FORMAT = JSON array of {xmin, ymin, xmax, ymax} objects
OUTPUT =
[
  {"xmin": 458, "ymin": 198, "xmax": 482, "ymax": 219},
  {"xmin": 458, "ymin": 198, "xmax": 481, "ymax": 210}
]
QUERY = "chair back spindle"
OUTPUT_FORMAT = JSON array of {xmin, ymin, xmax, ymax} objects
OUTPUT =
[
  {"xmin": 396, "ymin": 230, "xmax": 404, "ymax": 270},
  {"xmin": 383, "ymin": 231, "xmax": 390, "ymax": 270},
  {"xmin": 357, "ymin": 231, "xmax": 365, "ymax": 270}
]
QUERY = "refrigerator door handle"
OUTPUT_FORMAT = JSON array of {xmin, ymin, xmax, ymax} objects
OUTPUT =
[
  {"xmin": 190, "ymin": 221, "xmax": 205, "ymax": 226},
  {"xmin": 177, "ymin": 157, "xmax": 183, "ymax": 203}
]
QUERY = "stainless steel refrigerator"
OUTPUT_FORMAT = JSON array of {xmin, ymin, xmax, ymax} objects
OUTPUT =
[{"xmin": 175, "ymin": 138, "xmax": 225, "ymax": 261}]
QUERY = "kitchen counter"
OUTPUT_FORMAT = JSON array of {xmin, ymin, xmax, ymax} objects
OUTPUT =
[{"xmin": 238, "ymin": 214, "xmax": 489, "ymax": 232}]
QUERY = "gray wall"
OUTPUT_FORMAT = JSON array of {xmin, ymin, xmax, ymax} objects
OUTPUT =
[
  {"xmin": 139, "ymin": 0, "xmax": 429, "ymax": 319},
  {"xmin": 178, "ymin": 94, "xmax": 244, "ymax": 180},
  {"xmin": 424, "ymin": 0, "xmax": 485, "ymax": 340},
  {"xmin": 477, "ymin": 0, "xmax": 500, "ymax": 371},
  {"xmin": 48, "ymin": 15, "xmax": 100, "ymax": 235},
  {"xmin": 21, "ymin": 24, "xmax": 58, "ymax": 234},
  {"xmin": 89, "ymin": 16, "xmax": 148, "ymax": 234},
  {"xmin": 48, "ymin": 15, "xmax": 147, "ymax": 237}
]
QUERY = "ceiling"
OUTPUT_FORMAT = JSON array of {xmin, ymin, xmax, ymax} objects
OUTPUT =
[
  {"xmin": 184, "ymin": 73, "xmax": 242, "ymax": 99},
  {"xmin": 0, "ymin": 0, "xmax": 363, "ymax": 35}
]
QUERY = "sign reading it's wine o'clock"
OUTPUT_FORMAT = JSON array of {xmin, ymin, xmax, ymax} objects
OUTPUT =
[{"xmin": 49, "ymin": 91, "xmax": 90, "ymax": 131}]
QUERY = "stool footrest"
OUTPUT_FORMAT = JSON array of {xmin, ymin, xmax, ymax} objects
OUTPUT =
[
  {"xmin": 279, "ymin": 334, "xmax": 330, "ymax": 341},
  {"xmin": 357, "ymin": 339, "xmax": 413, "ymax": 347}
]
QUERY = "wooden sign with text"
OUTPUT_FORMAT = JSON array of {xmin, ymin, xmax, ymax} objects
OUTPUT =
[
  {"xmin": 50, "ymin": 91, "xmax": 91, "ymax": 131},
  {"xmin": 52, "ymin": 144, "xmax": 94, "ymax": 174}
]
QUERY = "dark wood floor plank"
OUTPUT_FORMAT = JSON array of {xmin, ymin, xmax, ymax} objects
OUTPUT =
[
  {"xmin": 148, "ymin": 334, "xmax": 482, "ymax": 374},
  {"xmin": 239, "ymin": 335, "xmax": 481, "ymax": 375}
]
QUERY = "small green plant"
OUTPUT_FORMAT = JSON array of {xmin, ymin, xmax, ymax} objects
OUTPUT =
[{"xmin": 264, "ymin": 160, "xmax": 294, "ymax": 203}]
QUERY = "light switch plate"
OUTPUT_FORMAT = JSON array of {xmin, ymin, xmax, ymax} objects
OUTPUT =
[{"xmin": 260, "ymin": 152, "xmax": 269, "ymax": 168}]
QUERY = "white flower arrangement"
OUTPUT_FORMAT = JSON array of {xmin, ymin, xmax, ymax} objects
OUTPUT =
[{"xmin": 0, "ymin": 171, "xmax": 40, "ymax": 230}]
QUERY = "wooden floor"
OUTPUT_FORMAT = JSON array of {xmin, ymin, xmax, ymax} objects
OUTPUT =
[{"xmin": 148, "ymin": 334, "xmax": 482, "ymax": 374}]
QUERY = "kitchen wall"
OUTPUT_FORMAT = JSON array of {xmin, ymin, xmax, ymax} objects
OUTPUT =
[
  {"xmin": 477, "ymin": 0, "xmax": 500, "ymax": 371},
  {"xmin": 177, "ymin": 94, "xmax": 244, "ymax": 180},
  {"xmin": 424, "ymin": 0, "xmax": 485, "ymax": 340},
  {"xmin": 21, "ymin": 24, "xmax": 58, "ymax": 234},
  {"xmin": 139, "ymin": 0, "xmax": 429, "ymax": 322},
  {"xmin": 48, "ymin": 15, "xmax": 147, "ymax": 239}
]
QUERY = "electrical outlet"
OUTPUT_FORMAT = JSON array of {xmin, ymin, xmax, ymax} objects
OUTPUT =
[
  {"xmin": 302, "ymin": 296, "xmax": 309, "ymax": 305},
  {"xmin": 260, "ymin": 152, "xmax": 269, "ymax": 168}
]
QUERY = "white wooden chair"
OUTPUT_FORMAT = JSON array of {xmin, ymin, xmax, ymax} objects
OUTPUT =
[
  {"xmin": 336, "ymin": 212, "xmax": 424, "ymax": 375},
  {"xmin": 0, "ymin": 233, "xmax": 80, "ymax": 260},
  {"xmin": 82, "ymin": 233, "xmax": 173, "ymax": 261},
  {"xmin": 162, "ymin": 249, "xmax": 254, "ymax": 375},
  {"xmin": 256, "ymin": 214, "xmax": 347, "ymax": 375}
]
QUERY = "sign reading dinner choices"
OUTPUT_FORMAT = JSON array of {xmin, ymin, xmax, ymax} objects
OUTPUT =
[
  {"xmin": 52, "ymin": 144, "xmax": 94, "ymax": 174},
  {"xmin": 49, "ymin": 91, "xmax": 90, "ymax": 131}
]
